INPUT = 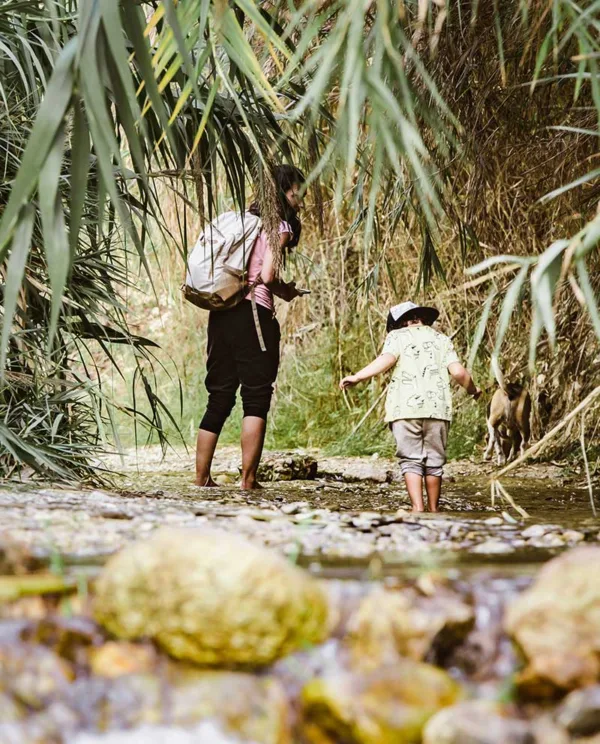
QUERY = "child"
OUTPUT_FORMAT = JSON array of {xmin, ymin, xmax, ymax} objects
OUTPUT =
[{"xmin": 339, "ymin": 301, "xmax": 481, "ymax": 512}]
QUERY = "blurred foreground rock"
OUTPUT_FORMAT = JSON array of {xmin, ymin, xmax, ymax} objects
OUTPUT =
[
  {"xmin": 505, "ymin": 547, "xmax": 600, "ymax": 696},
  {"xmin": 556, "ymin": 686, "xmax": 600, "ymax": 737},
  {"xmin": 0, "ymin": 642, "xmax": 73, "ymax": 709},
  {"xmin": 94, "ymin": 528, "xmax": 329, "ymax": 666},
  {"xmin": 423, "ymin": 701, "xmax": 534, "ymax": 744},
  {"xmin": 301, "ymin": 659, "xmax": 462, "ymax": 743},
  {"xmin": 63, "ymin": 668, "xmax": 289, "ymax": 742},
  {"xmin": 71, "ymin": 723, "xmax": 247, "ymax": 744},
  {"xmin": 71, "ymin": 722, "xmax": 248, "ymax": 743},
  {"xmin": 346, "ymin": 581, "xmax": 474, "ymax": 666}
]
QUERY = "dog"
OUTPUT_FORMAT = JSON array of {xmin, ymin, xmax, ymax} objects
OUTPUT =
[{"xmin": 483, "ymin": 383, "xmax": 531, "ymax": 465}]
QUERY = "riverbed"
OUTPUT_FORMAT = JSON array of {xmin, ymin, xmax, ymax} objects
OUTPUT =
[
  {"xmin": 1, "ymin": 447, "xmax": 596, "ymax": 571},
  {"xmin": 1, "ymin": 449, "xmax": 599, "ymax": 743}
]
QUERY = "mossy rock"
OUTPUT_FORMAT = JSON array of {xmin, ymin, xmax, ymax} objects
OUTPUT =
[
  {"xmin": 505, "ymin": 546, "xmax": 600, "ymax": 696},
  {"xmin": 301, "ymin": 659, "xmax": 463, "ymax": 743},
  {"xmin": 94, "ymin": 528, "xmax": 329, "ymax": 666},
  {"xmin": 346, "ymin": 583, "xmax": 474, "ymax": 667}
]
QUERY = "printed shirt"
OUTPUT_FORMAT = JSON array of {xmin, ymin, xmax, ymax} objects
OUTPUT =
[
  {"xmin": 382, "ymin": 325, "xmax": 460, "ymax": 422},
  {"xmin": 244, "ymin": 221, "xmax": 293, "ymax": 311}
]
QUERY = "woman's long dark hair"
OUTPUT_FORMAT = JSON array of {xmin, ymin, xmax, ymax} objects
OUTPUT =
[{"xmin": 249, "ymin": 164, "xmax": 305, "ymax": 249}]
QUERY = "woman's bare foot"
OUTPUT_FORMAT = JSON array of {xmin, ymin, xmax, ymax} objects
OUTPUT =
[
  {"xmin": 241, "ymin": 478, "xmax": 263, "ymax": 490},
  {"xmin": 194, "ymin": 476, "xmax": 218, "ymax": 487}
]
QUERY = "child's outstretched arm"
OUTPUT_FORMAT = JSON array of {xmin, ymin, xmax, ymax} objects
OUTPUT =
[
  {"xmin": 448, "ymin": 362, "xmax": 482, "ymax": 399},
  {"xmin": 339, "ymin": 353, "xmax": 397, "ymax": 390}
]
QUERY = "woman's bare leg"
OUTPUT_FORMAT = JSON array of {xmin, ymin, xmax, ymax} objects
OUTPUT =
[
  {"xmin": 195, "ymin": 429, "xmax": 219, "ymax": 486},
  {"xmin": 241, "ymin": 416, "xmax": 267, "ymax": 490}
]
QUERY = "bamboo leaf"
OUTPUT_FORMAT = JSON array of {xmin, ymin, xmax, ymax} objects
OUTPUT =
[
  {"xmin": 493, "ymin": 265, "xmax": 530, "ymax": 357},
  {"xmin": 576, "ymin": 258, "xmax": 600, "ymax": 342},
  {"xmin": 39, "ymin": 124, "xmax": 70, "ymax": 349},
  {"xmin": 121, "ymin": 1, "xmax": 183, "ymax": 167},
  {"xmin": 0, "ymin": 37, "xmax": 76, "ymax": 258},
  {"xmin": 69, "ymin": 98, "xmax": 90, "ymax": 256},
  {"xmin": 1, "ymin": 204, "xmax": 35, "ymax": 372},
  {"xmin": 530, "ymin": 239, "xmax": 569, "ymax": 347},
  {"xmin": 467, "ymin": 288, "xmax": 497, "ymax": 370},
  {"xmin": 540, "ymin": 167, "xmax": 600, "ymax": 203}
]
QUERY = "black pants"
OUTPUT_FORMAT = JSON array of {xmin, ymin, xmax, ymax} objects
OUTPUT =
[{"xmin": 199, "ymin": 301, "xmax": 280, "ymax": 434}]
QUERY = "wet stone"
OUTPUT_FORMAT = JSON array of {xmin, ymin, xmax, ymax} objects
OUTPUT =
[
  {"xmin": 484, "ymin": 517, "xmax": 504, "ymax": 526},
  {"xmin": 0, "ymin": 643, "xmax": 73, "ymax": 709},
  {"xmin": 301, "ymin": 659, "xmax": 462, "ymax": 743},
  {"xmin": 423, "ymin": 701, "xmax": 534, "ymax": 744},
  {"xmin": 506, "ymin": 546, "xmax": 600, "ymax": 695},
  {"xmin": 522, "ymin": 524, "xmax": 558, "ymax": 539},
  {"xmin": 562, "ymin": 530, "xmax": 585, "ymax": 543},
  {"xmin": 556, "ymin": 686, "xmax": 600, "ymax": 737},
  {"xmin": 280, "ymin": 501, "xmax": 309, "ymax": 515},
  {"xmin": 71, "ymin": 722, "xmax": 248, "ymax": 743},
  {"xmin": 471, "ymin": 539, "xmax": 514, "ymax": 555}
]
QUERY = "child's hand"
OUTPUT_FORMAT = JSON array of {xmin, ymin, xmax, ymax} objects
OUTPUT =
[{"xmin": 339, "ymin": 375, "xmax": 359, "ymax": 390}]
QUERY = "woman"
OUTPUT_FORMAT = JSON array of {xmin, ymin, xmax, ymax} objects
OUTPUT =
[{"xmin": 195, "ymin": 165, "xmax": 306, "ymax": 489}]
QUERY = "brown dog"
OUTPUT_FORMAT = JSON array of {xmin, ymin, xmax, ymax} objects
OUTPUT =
[{"xmin": 483, "ymin": 383, "xmax": 531, "ymax": 465}]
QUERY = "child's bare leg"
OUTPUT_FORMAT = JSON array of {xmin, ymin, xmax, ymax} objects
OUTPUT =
[
  {"xmin": 404, "ymin": 472, "xmax": 425, "ymax": 512},
  {"xmin": 425, "ymin": 475, "xmax": 442, "ymax": 512}
]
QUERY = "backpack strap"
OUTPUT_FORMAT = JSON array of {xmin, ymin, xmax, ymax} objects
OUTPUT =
[{"xmin": 249, "ymin": 281, "xmax": 267, "ymax": 353}]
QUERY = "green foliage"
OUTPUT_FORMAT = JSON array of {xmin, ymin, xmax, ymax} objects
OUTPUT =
[{"xmin": 1, "ymin": 0, "xmax": 600, "ymax": 478}]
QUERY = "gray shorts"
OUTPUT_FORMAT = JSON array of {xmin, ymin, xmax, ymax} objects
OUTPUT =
[{"xmin": 390, "ymin": 418, "xmax": 449, "ymax": 477}]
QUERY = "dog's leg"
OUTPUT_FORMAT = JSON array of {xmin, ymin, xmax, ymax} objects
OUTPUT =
[
  {"xmin": 518, "ymin": 428, "xmax": 529, "ymax": 458},
  {"xmin": 483, "ymin": 420, "xmax": 495, "ymax": 461},
  {"xmin": 494, "ymin": 430, "xmax": 506, "ymax": 466},
  {"xmin": 519, "ymin": 416, "xmax": 531, "ymax": 458},
  {"xmin": 518, "ymin": 392, "xmax": 532, "ymax": 459},
  {"xmin": 508, "ymin": 436, "xmax": 518, "ymax": 463}
]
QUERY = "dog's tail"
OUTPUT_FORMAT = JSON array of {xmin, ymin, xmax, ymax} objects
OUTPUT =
[{"xmin": 491, "ymin": 355, "xmax": 506, "ymax": 394}]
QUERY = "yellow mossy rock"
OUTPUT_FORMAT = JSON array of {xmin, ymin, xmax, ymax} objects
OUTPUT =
[
  {"xmin": 301, "ymin": 659, "xmax": 463, "ymax": 744},
  {"xmin": 346, "ymin": 583, "xmax": 474, "ymax": 667},
  {"xmin": 505, "ymin": 546, "xmax": 600, "ymax": 696},
  {"xmin": 93, "ymin": 528, "xmax": 329, "ymax": 666}
]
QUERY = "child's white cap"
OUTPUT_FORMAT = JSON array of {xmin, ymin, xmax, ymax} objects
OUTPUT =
[{"xmin": 389, "ymin": 301, "xmax": 439, "ymax": 326}]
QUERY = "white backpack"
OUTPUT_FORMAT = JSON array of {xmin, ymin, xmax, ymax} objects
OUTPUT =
[
  {"xmin": 182, "ymin": 211, "xmax": 268, "ymax": 350},
  {"xmin": 183, "ymin": 211, "xmax": 262, "ymax": 311}
]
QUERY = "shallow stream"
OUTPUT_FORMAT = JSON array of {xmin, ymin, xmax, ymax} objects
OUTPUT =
[{"xmin": 1, "ymin": 448, "xmax": 598, "ymax": 742}]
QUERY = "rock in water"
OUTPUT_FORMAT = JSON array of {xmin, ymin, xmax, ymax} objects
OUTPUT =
[
  {"xmin": 93, "ymin": 528, "xmax": 329, "ymax": 666},
  {"xmin": 505, "ymin": 546, "xmax": 600, "ymax": 695},
  {"xmin": 257, "ymin": 453, "xmax": 317, "ymax": 481},
  {"xmin": 423, "ymin": 701, "xmax": 534, "ymax": 744},
  {"xmin": 71, "ymin": 722, "xmax": 248, "ymax": 743},
  {"xmin": 346, "ymin": 584, "xmax": 474, "ymax": 666},
  {"xmin": 556, "ymin": 686, "xmax": 600, "ymax": 737},
  {"xmin": 0, "ymin": 643, "xmax": 73, "ymax": 709},
  {"xmin": 62, "ymin": 668, "xmax": 289, "ymax": 743},
  {"xmin": 301, "ymin": 660, "xmax": 462, "ymax": 743}
]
